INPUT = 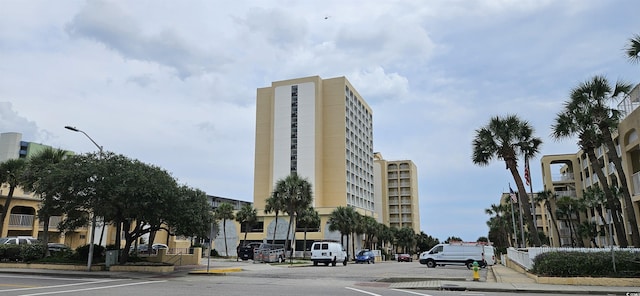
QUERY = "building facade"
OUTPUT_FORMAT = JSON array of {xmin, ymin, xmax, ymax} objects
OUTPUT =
[
  {"xmin": 374, "ymin": 153, "xmax": 421, "ymax": 233},
  {"xmin": 539, "ymin": 83, "xmax": 640, "ymax": 247}
]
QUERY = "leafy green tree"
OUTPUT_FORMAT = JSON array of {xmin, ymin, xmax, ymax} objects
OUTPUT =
[
  {"xmin": 0, "ymin": 158, "xmax": 27, "ymax": 236},
  {"xmin": 472, "ymin": 115, "xmax": 543, "ymax": 246},
  {"xmin": 328, "ymin": 206, "xmax": 357, "ymax": 258},
  {"xmin": 272, "ymin": 173, "xmax": 313, "ymax": 258},
  {"xmin": 214, "ymin": 202, "xmax": 235, "ymax": 257},
  {"xmin": 396, "ymin": 227, "xmax": 416, "ymax": 253},
  {"xmin": 22, "ymin": 147, "xmax": 69, "ymax": 255},
  {"xmin": 552, "ymin": 84, "xmax": 630, "ymax": 247},
  {"xmin": 39, "ymin": 152, "xmax": 210, "ymax": 263},
  {"xmin": 296, "ymin": 207, "xmax": 319, "ymax": 257},
  {"xmin": 264, "ymin": 191, "xmax": 285, "ymax": 244},
  {"xmin": 171, "ymin": 186, "xmax": 214, "ymax": 239},
  {"xmin": 566, "ymin": 76, "xmax": 640, "ymax": 247},
  {"xmin": 626, "ymin": 34, "xmax": 640, "ymax": 63},
  {"xmin": 477, "ymin": 236, "xmax": 488, "ymax": 243},
  {"xmin": 415, "ymin": 232, "xmax": 439, "ymax": 254},
  {"xmin": 235, "ymin": 204, "xmax": 257, "ymax": 248}
]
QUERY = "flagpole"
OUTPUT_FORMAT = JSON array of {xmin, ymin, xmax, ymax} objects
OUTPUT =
[{"xmin": 509, "ymin": 192, "xmax": 518, "ymax": 248}]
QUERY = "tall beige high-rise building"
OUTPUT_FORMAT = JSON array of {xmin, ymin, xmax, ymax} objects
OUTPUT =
[
  {"xmin": 374, "ymin": 153, "xmax": 421, "ymax": 233},
  {"xmin": 254, "ymin": 75, "xmax": 375, "ymax": 216}
]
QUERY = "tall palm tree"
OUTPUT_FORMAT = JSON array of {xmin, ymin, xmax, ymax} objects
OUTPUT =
[
  {"xmin": 360, "ymin": 215, "xmax": 379, "ymax": 250},
  {"xmin": 556, "ymin": 196, "xmax": 579, "ymax": 247},
  {"xmin": 0, "ymin": 158, "xmax": 27, "ymax": 236},
  {"xmin": 264, "ymin": 191, "xmax": 285, "ymax": 244},
  {"xmin": 273, "ymin": 172, "xmax": 313, "ymax": 258},
  {"xmin": 22, "ymin": 147, "xmax": 69, "ymax": 254},
  {"xmin": 235, "ymin": 204, "xmax": 257, "ymax": 248},
  {"xmin": 328, "ymin": 206, "xmax": 357, "ymax": 259},
  {"xmin": 296, "ymin": 207, "xmax": 320, "ymax": 258},
  {"xmin": 472, "ymin": 115, "xmax": 543, "ymax": 246},
  {"xmin": 534, "ymin": 190, "xmax": 562, "ymax": 246},
  {"xmin": 214, "ymin": 202, "xmax": 235, "ymax": 257},
  {"xmin": 552, "ymin": 84, "xmax": 630, "ymax": 247},
  {"xmin": 582, "ymin": 186, "xmax": 610, "ymax": 246},
  {"xmin": 567, "ymin": 75, "xmax": 640, "ymax": 247},
  {"xmin": 626, "ymin": 34, "xmax": 640, "ymax": 64}
]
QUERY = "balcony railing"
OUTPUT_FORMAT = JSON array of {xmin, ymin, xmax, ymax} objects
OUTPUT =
[
  {"xmin": 9, "ymin": 214, "xmax": 34, "ymax": 227},
  {"xmin": 633, "ymin": 171, "xmax": 640, "ymax": 196},
  {"xmin": 38, "ymin": 216, "xmax": 62, "ymax": 228}
]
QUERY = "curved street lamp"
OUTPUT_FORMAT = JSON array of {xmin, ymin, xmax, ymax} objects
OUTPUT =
[{"xmin": 64, "ymin": 125, "xmax": 102, "ymax": 271}]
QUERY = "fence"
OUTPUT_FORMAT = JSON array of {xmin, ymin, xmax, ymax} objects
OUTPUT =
[{"xmin": 507, "ymin": 246, "xmax": 640, "ymax": 270}]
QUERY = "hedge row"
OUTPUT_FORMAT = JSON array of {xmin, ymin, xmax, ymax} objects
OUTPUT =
[{"xmin": 530, "ymin": 251, "xmax": 640, "ymax": 277}]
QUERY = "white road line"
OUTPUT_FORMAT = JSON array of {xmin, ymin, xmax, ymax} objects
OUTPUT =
[
  {"xmin": 0, "ymin": 279, "xmax": 124, "ymax": 292},
  {"xmin": 391, "ymin": 289, "xmax": 434, "ymax": 296},
  {"xmin": 0, "ymin": 275, "xmax": 97, "ymax": 282},
  {"xmin": 19, "ymin": 280, "xmax": 167, "ymax": 296},
  {"xmin": 345, "ymin": 287, "xmax": 382, "ymax": 296}
]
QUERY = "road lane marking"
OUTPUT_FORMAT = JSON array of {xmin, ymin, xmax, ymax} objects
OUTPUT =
[
  {"xmin": 20, "ymin": 280, "xmax": 167, "ymax": 295},
  {"xmin": 391, "ymin": 289, "xmax": 434, "ymax": 296},
  {"xmin": 0, "ymin": 279, "xmax": 124, "ymax": 292},
  {"xmin": 345, "ymin": 287, "xmax": 382, "ymax": 296}
]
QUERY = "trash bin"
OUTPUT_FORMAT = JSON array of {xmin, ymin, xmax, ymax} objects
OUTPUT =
[{"xmin": 105, "ymin": 250, "xmax": 119, "ymax": 269}]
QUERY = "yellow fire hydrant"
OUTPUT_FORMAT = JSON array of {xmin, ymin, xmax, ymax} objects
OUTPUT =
[{"xmin": 472, "ymin": 261, "xmax": 480, "ymax": 281}]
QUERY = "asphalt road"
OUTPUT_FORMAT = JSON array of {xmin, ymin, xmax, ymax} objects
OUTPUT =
[{"xmin": 0, "ymin": 260, "xmax": 586, "ymax": 296}]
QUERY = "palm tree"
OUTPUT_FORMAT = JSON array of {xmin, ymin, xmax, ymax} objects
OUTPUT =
[
  {"xmin": 582, "ymin": 186, "xmax": 610, "ymax": 246},
  {"xmin": 552, "ymin": 84, "xmax": 630, "ymax": 247},
  {"xmin": 360, "ymin": 215, "xmax": 379, "ymax": 250},
  {"xmin": 351, "ymin": 212, "xmax": 363, "ymax": 257},
  {"xmin": 626, "ymin": 34, "xmax": 640, "ymax": 64},
  {"xmin": 567, "ymin": 75, "xmax": 640, "ymax": 246},
  {"xmin": 264, "ymin": 191, "xmax": 285, "ymax": 244},
  {"xmin": 556, "ymin": 196, "xmax": 579, "ymax": 247},
  {"xmin": 0, "ymin": 158, "xmax": 27, "ymax": 236},
  {"xmin": 22, "ymin": 147, "xmax": 69, "ymax": 254},
  {"xmin": 472, "ymin": 115, "xmax": 543, "ymax": 246},
  {"xmin": 534, "ymin": 190, "xmax": 562, "ymax": 246},
  {"xmin": 235, "ymin": 204, "xmax": 257, "ymax": 248},
  {"xmin": 296, "ymin": 207, "xmax": 320, "ymax": 258},
  {"xmin": 273, "ymin": 172, "xmax": 313, "ymax": 258},
  {"xmin": 328, "ymin": 206, "xmax": 357, "ymax": 259},
  {"xmin": 485, "ymin": 203, "xmax": 512, "ymax": 248},
  {"xmin": 396, "ymin": 227, "xmax": 416, "ymax": 253},
  {"xmin": 214, "ymin": 202, "xmax": 235, "ymax": 257}
]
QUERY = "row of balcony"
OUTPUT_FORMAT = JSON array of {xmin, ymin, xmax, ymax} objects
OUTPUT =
[{"xmin": 5, "ymin": 214, "xmax": 65, "ymax": 229}]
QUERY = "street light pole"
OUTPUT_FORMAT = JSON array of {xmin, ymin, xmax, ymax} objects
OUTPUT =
[{"xmin": 65, "ymin": 126, "xmax": 103, "ymax": 271}]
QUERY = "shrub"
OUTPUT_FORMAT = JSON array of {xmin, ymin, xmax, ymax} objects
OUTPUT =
[
  {"xmin": 0, "ymin": 244, "xmax": 21, "ymax": 261},
  {"xmin": 21, "ymin": 244, "xmax": 46, "ymax": 262},
  {"xmin": 74, "ymin": 244, "xmax": 106, "ymax": 263},
  {"xmin": 530, "ymin": 251, "xmax": 640, "ymax": 277}
]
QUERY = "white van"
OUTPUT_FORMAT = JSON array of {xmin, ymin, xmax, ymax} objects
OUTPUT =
[
  {"xmin": 419, "ymin": 243, "xmax": 486, "ymax": 269},
  {"xmin": 483, "ymin": 245, "xmax": 496, "ymax": 266},
  {"xmin": 310, "ymin": 241, "xmax": 347, "ymax": 266}
]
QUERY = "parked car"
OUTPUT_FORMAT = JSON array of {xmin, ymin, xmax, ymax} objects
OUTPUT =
[
  {"xmin": 397, "ymin": 253, "xmax": 413, "ymax": 262},
  {"xmin": 237, "ymin": 242, "xmax": 262, "ymax": 261},
  {"xmin": 47, "ymin": 243, "xmax": 71, "ymax": 253},
  {"xmin": 131, "ymin": 243, "xmax": 168, "ymax": 254},
  {"xmin": 355, "ymin": 250, "xmax": 375, "ymax": 264},
  {"xmin": 0, "ymin": 236, "xmax": 39, "ymax": 245}
]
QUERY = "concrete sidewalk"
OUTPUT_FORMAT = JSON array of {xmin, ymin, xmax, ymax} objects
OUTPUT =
[{"xmin": 390, "ymin": 264, "xmax": 638, "ymax": 295}]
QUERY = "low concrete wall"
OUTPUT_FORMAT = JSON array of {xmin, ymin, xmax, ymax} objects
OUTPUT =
[
  {"xmin": 503, "ymin": 254, "xmax": 640, "ymax": 287},
  {"xmin": 146, "ymin": 247, "xmax": 202, "ymax": 266}
]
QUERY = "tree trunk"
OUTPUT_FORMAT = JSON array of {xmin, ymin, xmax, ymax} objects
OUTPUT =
[
  {"xmin": 223, "ymin": 219, "xmax": 228, "ymax": 257},
  {"xmin": 507, "ymin": 161, "xmax": 542, "ymax": 246},
  {"xmin": 0, "ymin": 186, "xmax": 15, "ymax": 236},
  {"xmin": 42, "ymin": 216, "xmax": 50, "ymax": 257},
  {"xmin": 601, "ymin": 127, "xmax": 640, "ymax": 247},
  {"xmin": 546, "ymin": 202, "xmax": 562, "ymax": 247},
  {"xmin": 272, "ymin": 212, "xmax": 279, "ymax": 244},
  {"xmin": 585, "ymin": 148, "xmax": 629, "ymax": 247}
]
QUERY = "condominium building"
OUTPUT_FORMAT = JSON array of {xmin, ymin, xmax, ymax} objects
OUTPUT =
[
  {"xmin": 250, "ymin": 76, "xmax": 376, "ymax": 252},
  {"xmin": 374, "ymin": 153, "xmax": 421, "ymax": 233},
  {"xmin": 539, "ymin": 83, "xmax": 640, "ymax": 247}
]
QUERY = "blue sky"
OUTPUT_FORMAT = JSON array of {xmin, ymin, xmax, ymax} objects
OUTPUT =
[{"xmin": 1, "ymin": 0, "xmax": 639, "ymax": 242}]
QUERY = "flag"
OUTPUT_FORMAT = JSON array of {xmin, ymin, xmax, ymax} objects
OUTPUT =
[
  {"xmin": 524, "ymin": 158, "xmax": 531, "ymax": 187},
  {"xmin": 509, "ymin": 185, "xmax": 518, "ymax": 204}
]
